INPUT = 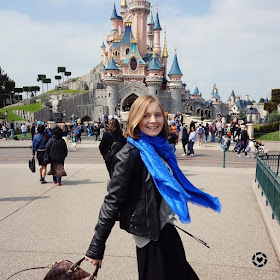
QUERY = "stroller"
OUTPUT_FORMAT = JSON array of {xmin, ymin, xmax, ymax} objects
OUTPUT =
[{"xmin": 250, "ymin": 140, "xmax": 268, "ymax": 158}]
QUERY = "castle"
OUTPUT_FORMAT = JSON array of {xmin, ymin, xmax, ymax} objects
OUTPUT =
[
  {"xmin": 49, "ymin": 0, "xmax": 265, "ymax": 124},
  {"xmin": 58, "ymin": 0, "xmax": 229, "ymax": 122}
]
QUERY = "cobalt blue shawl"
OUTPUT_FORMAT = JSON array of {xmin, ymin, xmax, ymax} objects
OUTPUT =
[{"xmin": 127, "ymin": 133, "xmax": 222, "ymax": 223}]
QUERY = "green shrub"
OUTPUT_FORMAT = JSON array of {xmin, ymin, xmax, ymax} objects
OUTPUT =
[{"xmin": 254, "ymin": 121, "xmax": 280, "ymax": 134}]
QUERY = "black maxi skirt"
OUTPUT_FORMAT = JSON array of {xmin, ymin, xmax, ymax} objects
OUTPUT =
[{"xmin": 136, "ymin": 223, "xmax": 200, "ymax": 280}]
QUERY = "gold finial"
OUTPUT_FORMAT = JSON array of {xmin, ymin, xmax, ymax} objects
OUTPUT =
[
  {"xmin": 121, "ymin": 0, "xmax": 127, "ymax": 7},
  {"xmin": 152, "ymin": 50, "xmax": 156, "ymax": 59},
  {"xmin": 162, "ymin": 26, "xmax": 168, "ymax": 58},
  {"xmin": 156, "ymin": 3, "xmax": 159, "ymax": 12},
  {"xmin": 174, "ymin": 45, "xmax": 177, "ymax": 54}
]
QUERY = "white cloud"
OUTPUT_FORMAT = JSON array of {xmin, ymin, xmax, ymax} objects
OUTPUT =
[
  {"xmin": 0, "ymin": 10, "xmax": 102, "ymax": 93},
  {"xmin": 162, "ymin": 0, "xmax": 280, "ymax": 101},
  {"xmin": 1, "ymin": 0, "xmax": 279, "ymax": 103}
]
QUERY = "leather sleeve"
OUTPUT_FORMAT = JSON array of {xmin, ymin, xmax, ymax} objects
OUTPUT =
[{"xmin": 86, "ymin": 145, "xmax": 139, "ymax": 259}]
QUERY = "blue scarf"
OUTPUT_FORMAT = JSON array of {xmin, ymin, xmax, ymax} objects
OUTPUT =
[{"xmin": 127, "ymin": 133, "xmax": 222, "ymax": 223}]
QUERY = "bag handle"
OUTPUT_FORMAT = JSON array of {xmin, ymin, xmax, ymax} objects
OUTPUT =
[{"xmin": 69, "ymin": 257, "xmax": 99, "ymax": 279}]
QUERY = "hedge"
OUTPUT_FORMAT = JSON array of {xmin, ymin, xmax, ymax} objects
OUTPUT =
[{"xmin": 254, "ymin": 121, "xmax": 280, "ymax": 134}]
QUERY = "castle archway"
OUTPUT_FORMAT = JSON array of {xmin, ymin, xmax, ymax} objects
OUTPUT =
[{"xmin": 122, "ymin": 93, "xmax": 138, "ymax": 112}]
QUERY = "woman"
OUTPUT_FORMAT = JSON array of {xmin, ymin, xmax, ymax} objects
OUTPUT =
[
  {"xmin": 167, "ymin": 127, "xmax": 177, "ymax": 153},
  {"xmin": 204, "ymin": 123, "xmax": 210, "ymax": 143},
  {"xmin": 189, "ymin": 126, "xmax": 197, "ymax": 157},
  {"xmin": 85, "ymin": 95, "xmax": 221, "ymax": 279},
  {"xmin": 99, "ymin": 118, "xmax": 126, "ymax": 178},
  {"xmin": 46, "ymin": 126, "xmax": 68, "ymax": 186},
  {"xmin": 181, "ymin": 126, "xmax": 189, "ymax": 156},
  {"xmin": 32, "ymin": 124, "xmax": 49, "ymax": 184}
]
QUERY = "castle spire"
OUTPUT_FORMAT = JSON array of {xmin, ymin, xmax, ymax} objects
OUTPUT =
[
  {"xmin": 162, "ymin": 28, "xmax": 168, "ymax": 58},
  {"xmin": 168, "ymin": 49, "xmax": 182, "ymax": 76}
]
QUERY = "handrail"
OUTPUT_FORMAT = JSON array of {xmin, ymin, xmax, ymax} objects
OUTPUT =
[{"xmin": 255, "ymin": 155, "xmax": 280, "ymax": 224}]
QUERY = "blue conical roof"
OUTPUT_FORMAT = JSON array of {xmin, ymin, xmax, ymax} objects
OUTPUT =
[
  {"xmin": 192, "ymin": 86, "xmax": 199, "ymax": 95},
  {"xmin": 231, "ymin": 90, "xmax": 235, "ymax": 97},
  {"xmin": 212, "ymin": 92, "xmax": 220, "ymax": 99},
  {"xmin": 148, "ymin": 10, "xmax": 154, "ymax": 25},
  {"xmin": 153, "ymin": 12, "xmax": 162, "ymax": 30},
  {"xmin": 111, "ymin": 3, "xmax": 122, "ymax": 20},
  {"xmin": 148, "ymin": 57, "xmax": 161, "ymax": 71},
  {"xmin": 120, "ymin": 25, "xmax": 132, "ymax": 44},
  {"xmin": 168, "ymin": 54, "xmax": 182, "ymax": 76},
  {"xmin": 106, "ymin": 58, "xmax": 119, "ymax": 70}
]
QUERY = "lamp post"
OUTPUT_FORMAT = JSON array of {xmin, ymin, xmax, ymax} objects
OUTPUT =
[
  {"xmin": 249, "ymin": 106, "xmax": 253, "ymax": 123},
  {"xmin": 186, "ymin": 102, "xmax": 189, "ymax": 114}
]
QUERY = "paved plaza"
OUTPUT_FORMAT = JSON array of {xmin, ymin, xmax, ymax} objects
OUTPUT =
[{"xmin": 0, "ymin": 138, "xmax": 280, "ymax": 280}]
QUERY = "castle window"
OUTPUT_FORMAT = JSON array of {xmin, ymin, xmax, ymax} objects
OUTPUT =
[
  {"xmin": 126, "ymin": 48, "xmax": 130, "ymax": 55},
  {"xmin": 109, "ymin": 93, "xmax": 111, "ymax": 97},
  {"xmin": 130, "ymin": 57, "xmax": 138, "ymax": 71},
  {"xmin": 115, "ymin": 51, "xmax": 118, "ymax": 56}
]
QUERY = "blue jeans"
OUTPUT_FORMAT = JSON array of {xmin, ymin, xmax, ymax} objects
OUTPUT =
[
  {"xmin": 210, "ymin": 133, "xmax": 215, "ymax": 142},
  {"xmin": 189, "ymin": 141, "xmax": 194, "ymax": 155},
  {"xmin": 22, "ymin": 131, "xmax": 27, "ymax": 140},
  {"xmin": 10, "ymin": 129, "xmax": 14, "ymax": 139}
]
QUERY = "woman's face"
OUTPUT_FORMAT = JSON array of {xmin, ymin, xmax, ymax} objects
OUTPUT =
[{"xmin": 139, "ymin": 101, "xmax": 164, "ymax": 137}]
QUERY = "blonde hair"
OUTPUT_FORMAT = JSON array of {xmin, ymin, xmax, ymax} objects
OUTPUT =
[{"xmin": 124, "ymin": 95, "xmax": 168, "ymax": 139}]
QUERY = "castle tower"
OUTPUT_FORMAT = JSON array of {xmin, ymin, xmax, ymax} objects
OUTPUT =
[
  {"xmin": 120, "ymin": 0, "xmax": 128, "ymax": 17},
  {"xmin": 101, "ymin": 41, "xmax": 106, "ymax": 65},
  {"xmin": 146, "ymin": 52, "xmax": 163, "ymax": 96},
  {"xmin": 161, "ymin": 28, "xmax": 168, "ymax": 79},
  {"xmin": 111, "ymin": 3, "xmax": 123, "ymax": 34},
  {"xmin": 153, "ymin": 6, "xmax": 162, "ymax": 54},
  {"xmin": 168, "ymin": 49, "xmax": 183, "ymax": 113},
  {"xmin": 147, "ymin": 4, "xmax": 154, "ymax": 49},
  {"xmin": 104, "ymin": 57, "xmax": 122, "ymax": 116},
  {"xmin": 129, "ymin": 0, "xmax": 150, "ymax": 57}
]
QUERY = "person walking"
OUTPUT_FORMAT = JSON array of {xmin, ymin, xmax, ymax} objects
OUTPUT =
[
  {"xmin": 181, "ymin": 126, "xmax": 189, "ymax": 156},
  {"xmin": 9, "ymin": 120, "xmax": 15, "ymax": 140},
  {"xmin": 2, "ymin": 122, "xmax": 8, "ymax": 140},
  {"xmin": 237, "ymin": 125, "xmax": 250, "ymax": 157},
  {"xmin": 99, "ymin": 118, "xmax": 126, "ymax": 178},
  {"xmin": 204, "ymin": 123, "xmax": 210, "ymax": 142},
  {"xmin": 168, "ymin": 127, "xmax": 178, "ymax": 153},
  {"xmin": 210, "ymin": 121, "xmax": 216, "ymax": 142},
  {"xmin": 21, "ymin": 123, "xmax": 28, "ymax": 141},
  {"xmin": 85, "ymin": 95, "xmax": 221, "ymax": 280},
  {"xmin": 32, "ymin": 124, "xmax": 49, "ymax": 184},
  {"xmin": 46, "ymin": 126, "xmax": 68, "ymax": 186},
  {"xmin": 196, "ymin": 123, "xmax": 204, "ymax": 147},
  {"xmin": 189, "ymin": 126, "xmax": 196, "ymax": 157}
]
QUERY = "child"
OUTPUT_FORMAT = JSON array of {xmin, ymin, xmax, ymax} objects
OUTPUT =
[{"xmin": 72, "ymin": 133, "xmax": 77, "ymax": 150}]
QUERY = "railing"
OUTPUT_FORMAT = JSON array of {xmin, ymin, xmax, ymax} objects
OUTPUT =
[{"xmin": 255, "ymin": 154, "xmax": 280, "ymax": 224}]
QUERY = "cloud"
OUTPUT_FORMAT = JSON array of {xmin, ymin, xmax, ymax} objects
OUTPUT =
[
  {"xmin": 1, "ymin": 0, "xmax": 279, "ymax": 103},
  {"xmin": 0, "ymin": 10, "xmax": 102, "ymax": 93},
  {"xmin": 162, "ymin": 0, "xmax": 280, "ymax": 100}
]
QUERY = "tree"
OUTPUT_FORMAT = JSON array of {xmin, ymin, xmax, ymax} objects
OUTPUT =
[
  {"xmin": 57, "ymin": 67, "xmax": 66, "ymax": 82},
  {"xmin": 14, "ymin": 87, "xmax": 23, "ymax": 101},
  {"xmin": 30, "ymin": 86, "xmax": 40, "ymax": 97},
  {"xmin": 259, "ymin": 98, "xmax": 265, "ymax": 103},
  {"xmin": 55, "ymin": 75, "xmax": 61, "ymax": 86},
  {"xmin": 269, "ymin": 110, "xmax": 280, "ymax": 123},
  {"xmin": 238, "ymin": 109, "xmax": 247, "ymax": 122},
  {"xmin": 3, "ymin": 80, "xmax": 15, "ymax": 105},
  {"xmin": 23, "ymin": 86, "xmax": 30, "ymax": 99},
  {"xmin": 0, "ymin": 67, "xmax": 10, "ymax": 107},
  {"xmin": 65, "ymin": 71, "xmax": 71, "ymax": 80},
  {"xmin": 42, "ymin": 78, "xmax": 51, "ymax": 92},
  {"xmin": 37, "ymin": 74, "xmax": 46, "ymax": 93}
]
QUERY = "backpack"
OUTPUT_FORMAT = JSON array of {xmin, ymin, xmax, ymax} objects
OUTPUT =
[
  {"xmin": 109, "ymin": 132, "xmax": 125, "ymax": 163},
  {"xmin": 198, "ymin": 127, "xmax": 203, "ymax": 136}
]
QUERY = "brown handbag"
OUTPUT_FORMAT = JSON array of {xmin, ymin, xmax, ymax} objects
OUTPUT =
[
  {"xmin": 43, "ymin": 257, "xmax": 99, "ymax": 280},
  {"xmin": 7, "ymin": 257, "xmax": 99, "ymax": 280}
]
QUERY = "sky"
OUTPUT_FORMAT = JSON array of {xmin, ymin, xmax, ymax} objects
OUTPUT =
[{"xmin": 1, "ymin": 0, "xmax": 280, "ymax": 103}]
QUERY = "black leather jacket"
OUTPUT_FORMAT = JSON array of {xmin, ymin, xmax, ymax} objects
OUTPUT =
[{"xmin": 86, "ymin": 143, "xmax": 162, "ymax": 260}]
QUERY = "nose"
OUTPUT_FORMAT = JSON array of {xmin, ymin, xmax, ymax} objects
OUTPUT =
[{"xmin": 150, "ymin": 114, "xmax": 157, "ymax": 122}]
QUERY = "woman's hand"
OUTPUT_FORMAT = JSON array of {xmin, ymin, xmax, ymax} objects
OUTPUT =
[{"xmin": 85, "ymin": 256, "xmax": 102, "ymax": 268}]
